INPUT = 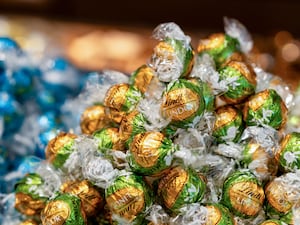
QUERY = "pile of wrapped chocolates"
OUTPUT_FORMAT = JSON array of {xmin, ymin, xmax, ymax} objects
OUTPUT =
[{"xmin": 1, "ymin": 18, "xmax": 300, "ymax": 225}]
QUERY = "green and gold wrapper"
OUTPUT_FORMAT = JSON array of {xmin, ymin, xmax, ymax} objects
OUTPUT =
[
  {"xmin": 80, "ymin": 104, "xmax": 111, "ymax": 135},
  {"xmin": 45, "ymin": 132, "xmax": 77, "ymax": 169},
  {"xmin": 61, "ymin": 180, "xmax": 103, "ymax": 217},
  {"xmin": 241, "ymin": 139, "xmax": 277, "ymax": 182},
  {"xmin": 218, "ymin": 60, "xmax": 256, "ymax": 104},
  {"xmin": 158, "ymin": 166, "xmax": 206, "ymax": 213},
  {"xmin": 127, "ymin": 131, "xmax": 176, "ymax": 176},
  {"xmin": 205, "ymin": 203, "xmax": 235, "ymax": 225},
  {"xmin": 197, "ymin": 33, "xmax": 240, "ymax": 68},
  {"xmin": 160, "ymin": 79, "xmax": 205, "ymax": 128},
  {"xmin": 213, "ymin": 105, "xmax": 244, "ymax": 143},
  {"xmin": 259, "ymin": 219, "xmax": 286, "ymax": 225},
  {"xmin": 105, "ymin": 173, "xmax": 153, "ymax": 225},
  {"xmin": 151, "ymin": 37, "xmax": 194, "ymax": 81},
  {"xmin": 221, "ymin": 170, "xmax": 265, "ymax": 218},
  {"xmin": 105, "ymin": 107, "xmax": 126, "ymax": 125},
  {"xmin": 41, "ymin": 193, "xmax": 86, "ymax": 225},
  {"xmin": 93, "ymin": 127, "xmax": 125, "ymax": 152},
  {"xmin": 129, "ymin": 65, "xmax": 156, "ymax": 94},
  {"xmin": 14, "ymin": 173, "xmax": 47, "ymax": 216},
  {"xmin": 275, "ymin": 132, "xmax": 300, "ymax": 172},
  {"xmin": 243, "ymin": 89, "xmax": 288, "ymax": 130},
  {"xmin": 119, "ymin": 110, "xmax": 147, "ymax": 148},
  {"xmin": 104, "ymin": 83, "xmax": 143, "ymax": 113}
]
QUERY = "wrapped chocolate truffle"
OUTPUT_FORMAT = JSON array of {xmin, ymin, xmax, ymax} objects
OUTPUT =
[
  {"xmin": 149, "ymin": 22, "xmax": 194, "ymax": 82},
  {"xmin": 41, "ymin": 193, "xmax": 87, "ymax": 225},
  {"xmin": 243, "ymin": 89, "xmax": 288, "ymax": 130},
  {"xmin": 104, "ymin": 83, "xmax": 142, "ymax": 113},
  {"xmin": 158, "ymin": 166, "xmax": 206, "ymax": 213},
  {"xmin": 127, "ymin": 131, "xmax": 176, "ymax": 176},
  {"xmin": 275, "ymin": 132, "xmax": 300, "ymax": 172},
  {"xmin": 130, "ymin": 65, "xmax": 156, "ymax": 94},
  {"xmin": 213, "ymin": 105, "xmax": 244, "ymax": 143},
  {"xmin": 60, "ymin": 180, "xmax": 103, "ymax": 217},
  {"xmin": 14, "ymin": 173, "xmax": 47, "ymax": 216},
  {"xmin": 197, "ymin": 33, "xmax": 240, "ymax": 68},
  {"xmin": 93, "ymin": 127, "xmax": 125, "ymax": 152},
  {"xmin": 259, "ymin": 220, "xmax": 286, "ymax": 225},
  {"xmin": 45, "ymin": 132, "xmax": 77, "ymax": 169},
  {"xmin": 105, "ymin": 173, "xmax": 154, "ymax": 225},
  {"xmin": 80, "ymin": 104, "xmax": 111, "ymax": 135},
  {"xmin": 160, "ymin": 79, "xmax": 205, "ymax": 128},
  {"xmin": 204, "ymin": 203, "xmax": 235, "ymax": 225},
  {"xmin": 218, "ymin": 60, "xmax": 256, "ymax": 104},
  {"xmin": 221, "ymin": 170, "xmax": 265, "ymax": 218}
]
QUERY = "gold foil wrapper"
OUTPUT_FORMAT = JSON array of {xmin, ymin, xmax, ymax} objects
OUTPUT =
[
  {"xmin": 106, "ymin": 187, "xmax": 145, "ymax": 222},
  {"xmin": 61, "ymin": 180, "xmax": 103, "ymax": 216},
  {"xmin": 80, "ymin": 105, "xmax": 110, "ymax": 135},
  {"xmin": 19, "ymin": 220, "xmax": 39, "ymax": 225},
  {"xmin": 248, "ymin": 90, "xmax": 270, "ymax": 112},
  {"xmin": 119, "ymin": 110, "xmax": 139, "ymax": 142},
  {"xmin": 206, "ymin": 205, "xmax": 222, "ymax": 225},
  {"xmin": 154, "ymin": 42, "xmax": 175, "ymax": 60},
  {"xmin": 275, "ymin": 133, "xmax": 291, "ymax": 163},
  {"xmin": 15, "ymin": 192, "xmax": 45, "ymax": 216},
  {"xmin": 104, "ymin": 83, "xmax": 129, "ymax": 111},
  {"xmin": 105, "ymin": 107, "xmax": 125, "ymax": 124},
  {"xmin": 130, "ymin": 132, "xmax": 164, "ymax": 168},
  {"xmin": 265, "ymin": 181, "xmax": 292, "ymax": 213},
  {"xmin": 106, "ymin": 127, "xmax": 125, "ymax": 151},
  {"xmin": 214, "ymin": 106, "xmax": 238, "ymax": 130},
  {"xmin": 41, "ymin": 200, "xmax": 71, "ymax": 225},
  {"xmin": 158, "ymin": 166, "xmax": 188, "ymax": 209},
  {"xmin": 45, "ymin": 132, "xmax": 77, "ymax": 163},
  {"xmin": 161, "ymin": 88, "xmax": 200, "ymax": 121},
  {"xmin": 197, "ymin": 33, "xmax": 225, "ymax": 53},
  {"xmin": 226, "ymin": 61, "xmax": 257, "ymax": 86},
  {"xmin": 133, "ymin": 66, "xmax": 155, "ymax": 93},
  {"xmin": 228, "ymin": 181, "xmax": 265, "ymax": 217}
]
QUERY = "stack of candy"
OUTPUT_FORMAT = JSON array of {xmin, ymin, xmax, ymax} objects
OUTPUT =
[
  {"xmin": 1, "ymin": 18, "xmax": 300, "ymax": 225},
  {"xmin": 0, "ymin": 36, "xmax": 86, "ymax": 194}
]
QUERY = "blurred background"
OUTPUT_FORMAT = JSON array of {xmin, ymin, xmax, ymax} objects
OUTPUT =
[{"xmin": 0, "ymin": 0, "xmax": 300, "ymax": 88}]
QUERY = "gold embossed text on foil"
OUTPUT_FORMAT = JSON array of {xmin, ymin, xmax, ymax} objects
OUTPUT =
[
  {"xmin": 228, "ymin": 181, "xmax": 264, "ymax": 216},
  {"xmin": 106, "ymin": 187, "xmax": 145, "ymax": 222},
  {"xmin": 161, "ymin": 88, "xmax": 200, "ymax": 121},
  {"xmin": 41, "ymin": 200, "xmax": 70, "ymax": 225}
]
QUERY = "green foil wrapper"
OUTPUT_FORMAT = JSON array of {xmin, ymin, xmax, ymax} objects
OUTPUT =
[
  {"xmin": 160, "ymin": 79, "xmax": 205, "ymax": 128},
  {"xmin": 46, "ymin": 132, "xmax": 77, "ymax": 169},
  {"xmin": 14, "ymin": 173, "xmax": 47, "ymax": 216},
  {"xmin": 127, "ymin": 131, "xmax": 176, "ymax": 176},
  {"xmin": 105, "ymin": 173, "xmax": 153, "ymax": 225},
  {"xmin": 158, "ymin": 166, "xmax": 206, "ymax": 213},
  {"xmin": 93, "ymin": 127, "xmax": 125, "ymax": 152},
  {"xmin": 221, "ymin": 170, "xmax": 265, "ymax": 218},
  {"xmin": 276, "ymin": 132, "xmax": 300, "ymax": 172},
  {"xmin": 104, "ymin": 83, "xmax": 143, "ymax": 113},
  {"xmin": 243, "ymin": 89, "xmax": 287, "ymax": 130},
  {"xmin": 218, "ymin": 60, "xmax": 256, "ymax": 104},
  {"xmin": 213, "ymin": 105, "xmax": 244, "ymax": 143},
  {"xmin": 119, "ymin": 110, "xmax": 147, "ymax": 148},
  {"xmin": 197, "ymin": 33, "xmax": 240, "ymax": 68},
  {"xmin": 205, "ymin": 203, "xmax": 235, "ymax": 225},
  {"xmin": 41, "ymin": 193, "xmax": 86, "ymax": 225}
]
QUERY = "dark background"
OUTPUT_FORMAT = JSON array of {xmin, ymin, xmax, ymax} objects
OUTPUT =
[{"xmin": 1, "ymin": 0, "xmax": 300, "ymax": 36}]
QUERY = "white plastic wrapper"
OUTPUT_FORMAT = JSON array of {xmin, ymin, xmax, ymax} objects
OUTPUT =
[
  {"xmin": 170, "ymin": 203, "xmax": 208, "ymax": 225},
  {"xmin": 234, "ymin": 209, "xmax": 266, "ymax": 225},
  {"xmin": 224, "ymin": 17, "xmax": 253, "ymax": 54},
  {"xmin": 146, "ymin": 204, "xmax": 170, "ymax": 225}
]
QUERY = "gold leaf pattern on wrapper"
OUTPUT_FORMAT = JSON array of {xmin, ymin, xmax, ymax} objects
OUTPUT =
[
  {"xmin": 104, "ymin": 83, "xmax": 129, "ymax": 111},
  {"xmin": 15, "ymin": 192, "xmax": 45, "ymax": 216},
  {"xmin": 206, "ymin": 205, "xmax": 222, "ymax": 225},
  {"xmin": 41, "ymin": 200, "xmax": 71, "ymax": 225},
  {"xmin": 61, "ymin": 180, "xmax": 103, "ymax": 216},
  {"xmin": 158, "ymin": 166, "xmax": 188, "ymax": 209},
  {"xmin": 161, "ymin": 88, "xmax": 200, "ymax": 122},
  {"xmin": 106, "ymin": 187, "xmax": 145, "ymax": 222},
  {"xmin": 198, "ymin": 33, "xmax": 225, "ymax": 53},
  {"xmin": 80, "ymin": 105, "xmax": 110, "ymax": 135},
  {"xmin": 265, "ymin": 181, "xmax": 293, "ymax": 213},
  {"xmin": 228, "ymin": 181, "xmax": 265, "ymax": 217},
  {"xmin": 130, "ymin": 132, "xmax": 164, "ymax": 168}
]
